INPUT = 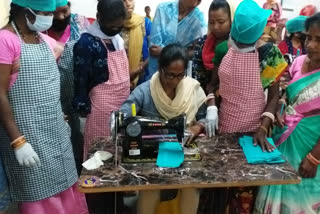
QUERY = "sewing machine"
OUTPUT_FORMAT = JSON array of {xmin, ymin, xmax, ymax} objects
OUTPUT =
[{"xmin": 110, "ymin": 110, "xmax": 187, "ymax": 163}]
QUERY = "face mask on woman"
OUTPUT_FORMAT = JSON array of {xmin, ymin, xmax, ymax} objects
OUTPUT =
[
  {"xmin": 100, "ymin": 25, "xmax": 123, "ymax": 37},
  {"xmin": 26, "ymin": 8, "xmax": 53, "ymax": 32}
]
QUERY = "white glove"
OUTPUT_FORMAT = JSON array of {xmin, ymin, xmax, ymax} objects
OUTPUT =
[
  {"xmin": 205, "ymin": 106, "xmax": 219, "ymax": 137},
  {"xmin": 14, "ymin": 143, "xmax": 41, "ymax": 167}
]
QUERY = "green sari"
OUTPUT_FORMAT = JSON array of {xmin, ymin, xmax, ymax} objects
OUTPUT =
[{"xmin": 254, "ymin": 57, "xmax": 320, "ymax": 214}]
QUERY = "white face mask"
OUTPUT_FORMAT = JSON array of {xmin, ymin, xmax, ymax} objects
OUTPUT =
[{"xmin": 26, "ymin": 8, "xmax": 53, "ymax": 32}]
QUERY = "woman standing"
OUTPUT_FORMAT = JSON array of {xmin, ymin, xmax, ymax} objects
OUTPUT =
[
  {"xmin": 255, "ymin": 13, "xmax": 320, "ymax": 214},
  {"xmin": 192, "ymin": 0, "xmax": 236, "ymax": 92},
  {"xmin": 47, "ymin": 0, "xmax": 90, "ymax": 175},
  {"xmin": 206, "ymin": 1, "xmax": 286, "ymax": 213},
  {"xmin": 146, "ymin": 0, "xmax": 207, "ymax": 80},
  {"xmin": 263, "ymin": 0, "xmax": 282, "ymax": 42},
  {"xmin": 278, "ymin": 16, "xmax": 307, "ymax": 60},
  {"xmin": 121, "ymin": 0, "xmax": 152, "ymax": 88},
  {"xmin": 0, "ymin": 0, "xmax": 88, "ymax": 213},
  {"xmin": 73, "ymin": 0, "xmax": 130, "ymax": 160}
]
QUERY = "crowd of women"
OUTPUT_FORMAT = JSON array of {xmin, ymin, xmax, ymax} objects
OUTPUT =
[{"xmin": 0, "ymin": 0, "xmax": 319, "ymax": 213}]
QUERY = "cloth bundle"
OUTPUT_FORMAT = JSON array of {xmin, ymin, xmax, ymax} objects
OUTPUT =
[{"xmin": 239, "ymin": 136, "xmax": 285, "ymax": 164}]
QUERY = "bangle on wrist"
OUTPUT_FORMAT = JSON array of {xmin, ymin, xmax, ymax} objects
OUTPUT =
[
  {"xmin": 205, "ymin": 93, "xmax": 215, "ymax": 104},
  {"xmin": 10, "ymin": 136, "xmax": 26, "ymax": 149},
  {"xmin": 261, "ymin": 112, "xmax": 275, "ymax": 123},
  {"xmin": 307, "ymin": 153, "xmax": 320, "ymax": 166}
]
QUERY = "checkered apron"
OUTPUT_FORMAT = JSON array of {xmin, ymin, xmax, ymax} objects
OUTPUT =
[
  {"xmin": 218, "ymin": 48, "xmax": 266, "ymax": 134},
  {"xmin": 0, "ymin": 22, "xmax": 78, "ymax": 202},
  {"xmin": 83, "ymin": 45, "xmax": 130, "ymax": 160}
]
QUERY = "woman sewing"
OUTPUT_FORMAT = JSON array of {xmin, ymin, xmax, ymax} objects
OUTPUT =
[{"xmin": 120, "ymin": 43, "xmax": 207, "ymax": 214}]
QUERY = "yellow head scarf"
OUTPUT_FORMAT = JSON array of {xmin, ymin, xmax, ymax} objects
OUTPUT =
[
  {"xmin": 124, "ymin": 13, "xmax": 145, "ymax": 87},
  {"xmin": 150, "ymin": 72, "xmax": 206, "ymax": 124},
  {"xmin": 226, "ymin": 0, "xmax": 239, "ymax": 21}
]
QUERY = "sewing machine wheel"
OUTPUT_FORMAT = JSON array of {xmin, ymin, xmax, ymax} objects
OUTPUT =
[{"xmin": 126, "ymin": 122, "xmax": 141, "ymax": 137}]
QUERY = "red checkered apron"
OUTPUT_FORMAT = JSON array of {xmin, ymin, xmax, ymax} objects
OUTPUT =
[
  {"xmin": 83, "ymin": 45, "xmax": 130, "ymax": 160},
  {"xmin": 218, "ymin": 48, "xmax": 266, "ymax": 134}
]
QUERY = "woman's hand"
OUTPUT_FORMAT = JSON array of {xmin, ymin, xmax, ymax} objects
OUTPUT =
[
  {"xmin": 205, "ymin": 106, "xmax": 218, "ymax": 137},
  {"xmin": 149, "ymin": 45, "xmax": 162, "ymax": 57},
  {"xmin": 275, "ymin": 103, "xmax": 285, "ymax": 128},
  {"xmin": 130, "ymin": 63, "xmax": 144, "ymax": 80},
  {"xmin": 299, "ymin": 157, "xmax": 318, "ymax": 178},
  {"xmin": 185, "ymin": 124, "xmax": 204, "ymax": 145},
  {"xmin": 253, "ymin": 127, "xmax": 275, "ymax": 152}
]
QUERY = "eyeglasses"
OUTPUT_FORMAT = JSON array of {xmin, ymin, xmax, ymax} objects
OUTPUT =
[{"xmin": 161, "ymin": 69, "xmax": 186, "ymax": 80}]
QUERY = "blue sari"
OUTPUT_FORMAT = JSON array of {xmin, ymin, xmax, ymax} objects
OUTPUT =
[{"xmin": 146, "ymin": 0, "xmax": 207, "ymax": 80}]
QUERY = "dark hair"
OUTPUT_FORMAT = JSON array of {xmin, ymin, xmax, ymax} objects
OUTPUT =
[
  {"xmin": 305, "ymin": 12, "xmax": 320, "ymax": 31},
  {"xmin": 97, "ymin": 0, "xmax": 126, "ymax": 22},
  {"xmin": 8, "ymin": 3, "xmax": 24, "ymax": 23},
  {"xmin": 145, "ymin": 6, "xmax": 150, "ymax": 10},
  {"xmin": 159, "ymin": 44, "xmax": 188, "ymax": 71},
  {"xmin": 209, "ymin": 0, "xmax": 231, "ymax": 18}
]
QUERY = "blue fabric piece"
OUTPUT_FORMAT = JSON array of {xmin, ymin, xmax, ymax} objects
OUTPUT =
[
  {"xmin": 239, "ymin": 136, "xmax": 285, "ymax": 164},
  {"xmin": 146, "ymin": 0, "xmax": 207, "ymax": 80},
  {"xmin": 73, "ymin": 33, "xmax": 115, "ymax": 116},
  {"xmin": 157, "ymin": 142, "xmax": 184, "ymax": 168}
]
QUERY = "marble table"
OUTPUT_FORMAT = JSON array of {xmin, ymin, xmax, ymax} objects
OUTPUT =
[{"xmin": 78, "ymin": 135, "xmax": 300, "ymax": 193}]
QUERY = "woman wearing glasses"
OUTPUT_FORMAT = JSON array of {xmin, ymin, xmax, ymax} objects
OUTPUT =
[{"xmin": 120, "ymin": 43, "xmax": 207, "ymax": 214}]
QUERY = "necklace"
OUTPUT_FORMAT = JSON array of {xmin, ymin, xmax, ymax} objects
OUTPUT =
[{"xmin": 12, "ymin": 21, "xmax": 40, "ymax": 42}]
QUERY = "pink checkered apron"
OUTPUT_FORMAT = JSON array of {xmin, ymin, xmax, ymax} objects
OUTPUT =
[
  {"xmin": 218, "ymin": 48, "xmax": 266, "ymax": 134},
  {"xmin": 83, "ymin": 44, "xmax": 130, "ymax": 160}
]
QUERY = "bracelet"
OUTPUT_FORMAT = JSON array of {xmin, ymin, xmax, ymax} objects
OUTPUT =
[
  {"xmin": 10, "ymin": 135, "xmax": 24, "ymax": 146},
  {"xmin": 11, "ymin": 140, "xmax": 26, "ymax": 149},
  {"xmin": 261, "ymin": 112, "xmax": 275, "ymax": 123},
  {"xmin": 13, "ymin": 141, "xmax": 26, "ymax": 150},
  {"xmin": 307, "ymin": 153, "xmax": 320, "ymax": 166},
  {"xmin": 11, "ymin": 137, "xmax": 26, "ymax": 149},
  {"xmin": 10, "ymin": 136, "xmax": 26, "ymax": 148},
  {"xmin": 279, "ymin": 98, "xmax": 287, "ymax": 106},
  {"xmin": 259, "ymin": 125, "xmax": 268, "ymax": 134},
  {"xmin": 205, "ymin": 93, "xmax": 215, "ymax": 104}
]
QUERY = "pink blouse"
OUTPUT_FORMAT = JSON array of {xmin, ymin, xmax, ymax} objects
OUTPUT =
[{"xmin": 0, "ymin": 29, "xmax": 60, "ymax": 89}]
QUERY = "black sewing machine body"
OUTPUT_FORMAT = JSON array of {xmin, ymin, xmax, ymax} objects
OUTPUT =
[{"xmin": 111, "ymin": 112, "xmax": 186, "ymax": 162}]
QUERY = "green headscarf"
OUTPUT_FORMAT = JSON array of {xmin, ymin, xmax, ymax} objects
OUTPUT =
[
  {"xmin": 56, "ymin": 0, "xmax": 68, "ymax": 8},
  {"xmin": 286, "ymin": 16, "xmax": 308, "ymax": 33},
  {"xmin": 231, "ymin": 0, "xmax": 272, "ymax": 44},
  {"xmin": 12, "ymin": 0, "xmax": 56, "ymax": 12}
]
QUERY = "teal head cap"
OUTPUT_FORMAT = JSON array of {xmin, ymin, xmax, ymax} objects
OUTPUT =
[
  {"xmin": 12, "ymin": 0, "xmax": 56, "ymax": 12},
  {"xmin": 286, "ymin": 16, "xmax": 308, "ymax": 33},
  {"xmin": 231, "ymin": 0, "xmax": 272, "ymax": 44},
  {"xmin": 56, "ymin": 0, "xmax": 68, "ymax": 8}
]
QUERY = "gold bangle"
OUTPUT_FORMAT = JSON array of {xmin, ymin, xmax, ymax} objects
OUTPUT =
[
  {"xmin": 14, "ymin": 141, "xmax": 26, "ymax": 150},
  {"xmin": 10, "ymin": 135, "xmax": 25, "ymax": 146},
  {"xmin": 10, "ymin": 136, "xmax": 26, "ymax": 148},
  {"xmin": 11, "ymin": 139, "xmax": 26, "ymax": 149},
  {"xmin": 307, "ymin": 153, "xmax": 320, "ymax": 166}
]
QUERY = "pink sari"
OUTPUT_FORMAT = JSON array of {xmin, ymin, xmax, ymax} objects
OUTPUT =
[{"xmin": 19, "ymin": 183, "xmax": 88, "ymax": 214}]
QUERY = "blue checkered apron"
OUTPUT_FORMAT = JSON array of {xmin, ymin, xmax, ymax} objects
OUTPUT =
[{"xmin": 0, "ymin": 22, "xmax": 78, "ymax": 202}]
